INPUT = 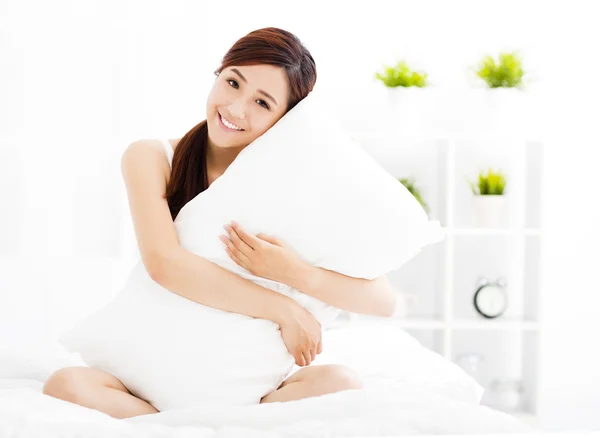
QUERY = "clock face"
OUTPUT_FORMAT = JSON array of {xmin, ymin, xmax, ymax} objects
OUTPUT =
[{"xmin": 474, "ymin": 284, "xmax": 507, "ymax": 318}]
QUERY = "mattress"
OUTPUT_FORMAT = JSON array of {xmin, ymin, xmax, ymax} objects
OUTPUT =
[
  {"xmin": 0, "ymin": 374, "xmax": 545, "ymax": 438},
  {"xmin": 0, "ymin": 320, "xmax": 561, "ymax": 437}
]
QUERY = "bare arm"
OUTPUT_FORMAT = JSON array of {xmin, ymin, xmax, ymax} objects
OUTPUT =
[
  {"xmin": 219, "ymin": 221, "xmax": 398, "ymax": 318},
  {"xmin": 120, "ymin": 139, "xmax": 295, "ymax": 325},
  {"xmin": 152, "ymin": 246, "xmax": 296, "ymax": 325},
  {"xmin": 121, "ymin": 139, "xmax": 322, "ymax": 366},
  {"xmin": 289, "ymin": 264, "xmax": 398, "ymax": 317}
]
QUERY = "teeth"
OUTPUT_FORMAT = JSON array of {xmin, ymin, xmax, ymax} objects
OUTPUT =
[{"xmin": 220, "ymin": 114, "xmax": 242, "ymax": 130}]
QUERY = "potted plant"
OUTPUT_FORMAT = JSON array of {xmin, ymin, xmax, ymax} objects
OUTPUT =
[
  {"xmin": 466, "ymin": 168, "xmax": 508, "ymax": 228},
  {"xmin": 399, "ymin": 176, "xmax": 430, "ymax": 215},
  {"xmin": 468, "ymin": 51, "xmax": 531, "ymax": 136},
  {"xmin": 475, "ymin": 51, "xmax": 525, "ymax": 89},
  {"xmin": 376, "ymin": 60, "xmax": 429, "ymax": 88},
  {"xmin": 375, "ymin": 60, "xmax": 434, "ymax": 135}
]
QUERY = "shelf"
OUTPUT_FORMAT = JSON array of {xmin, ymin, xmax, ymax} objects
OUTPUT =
[
  {"xmin": 347, "ymin": 131, "xmax": 544, "ymax": 145},
  {"xmin": 345, "ymin": 316, "xmax": 539, "ymax": 331},
  {"xmin": 346, "ymin": 315, "xmax": 445, "ymax": 330},
  {"xmin": 451, "ymin": 319, "xmax": 540, "ymax": 331},
  {"xmin": 396, "ymin": 318, "xmax": 445, "ymax": 329},
  {"xmin": 444, "ymin": 227, "xmax": 542, "ymax": 237},
  {"xmin": 343, "ymin": 133, "xmax": 545, "ymax": 420}
]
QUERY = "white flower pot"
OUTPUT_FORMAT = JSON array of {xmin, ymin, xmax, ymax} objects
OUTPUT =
[
  {"xmin": 468, "ymin": 87, "xmax": 530, "ymax": 137},
  {"xmin": 383, "ymin": 86, "xmax": 437, "ymax": 136},
  {"xmin": 471, "ymin": 195, "xmax": 508, "ymax": 228}
]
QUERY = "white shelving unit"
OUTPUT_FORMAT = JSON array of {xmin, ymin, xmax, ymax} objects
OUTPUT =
[{"xmin": 336, "ymin": 133, "xmax": 544, "ymax": 428}]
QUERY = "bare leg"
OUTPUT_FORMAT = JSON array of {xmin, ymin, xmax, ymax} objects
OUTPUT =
[
  {"xmin": 260, "ymin": 364, "xmax": 363, "ymax": 404},
  {"xmin": 43, "ymin": 367, "xmax": 159, "ymax": 419}
]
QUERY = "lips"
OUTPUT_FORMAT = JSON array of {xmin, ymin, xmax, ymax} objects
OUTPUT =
[{"xmin": 218, "ymin": 112, "xmax": 244, "ymax": 132}]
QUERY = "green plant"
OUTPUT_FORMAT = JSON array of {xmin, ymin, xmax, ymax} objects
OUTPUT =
[
  {"xmin": 475, "ymin": 51, "xmax": 525, "ymax": 88},
  {"xmin": 376, "ymin": 60, "xmax": 429, "ymax": 88},
  {"xmin": 466, "ymin": 168, "xmax": 507, "ymax": 195},
  {"xmin": 399, "ymin": 177, "xmax": 430, "ymax": 213}
]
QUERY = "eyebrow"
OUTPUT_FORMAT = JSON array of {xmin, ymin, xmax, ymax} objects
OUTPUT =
[{"xmin": 230, "ymin": 68, "xmax": 279, "ymax": 107}]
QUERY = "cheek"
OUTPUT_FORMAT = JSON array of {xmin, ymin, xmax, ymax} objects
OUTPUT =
[
  {"xmin": 253, "ymin": 115, "xmax": 279, "ymax": 134},
  {"xmin": 206, "ymin": 84, "xmax": 225, "ymax": 110},
  {"xmin": 206, "ymin": 93, "xmax": 216, "ymax": 115}
]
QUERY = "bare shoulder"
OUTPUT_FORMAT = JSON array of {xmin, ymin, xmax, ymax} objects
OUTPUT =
[
  {"xmin": 125, "ymin": 138, "xmax": 179, "ymax": 152},
  {"xmin": 119, "ymin": 139, "xmax": 182, "ymax": 279},
  {"xmin": 120, "ymin": 139, "xmax": 171, "ymax": 181},
  {"xmin": 122, "ymin": 138, "xmax": 181, "ymax": 163}
]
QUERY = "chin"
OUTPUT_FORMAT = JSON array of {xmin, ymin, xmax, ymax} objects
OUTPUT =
[{"xmin": 207, "ymin": 130, "xmax": 242, "ymax": 150}]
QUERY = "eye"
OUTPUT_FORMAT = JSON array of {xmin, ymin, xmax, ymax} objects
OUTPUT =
[
  {"xmin": 257, "ymin": 99, "xmax": 270, "ymax": 110},
  {"xmin": 227, "ymin": 79, "xmax": 239, "ymax": 89}
]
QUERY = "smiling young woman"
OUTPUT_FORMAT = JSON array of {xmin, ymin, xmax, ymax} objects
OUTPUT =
[{"xmin": 43, "ymin": 27, "xmax": 372, "ymax": 419}]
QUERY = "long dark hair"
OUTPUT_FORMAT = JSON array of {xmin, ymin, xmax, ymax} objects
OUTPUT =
[{"xmin": 165, "ymin": 27, "xmax": 317, "ymax": 221}]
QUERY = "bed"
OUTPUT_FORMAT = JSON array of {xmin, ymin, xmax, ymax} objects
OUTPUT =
[{"xmin": 0, "ymin": 320, "xmax": 572, "ymax": 437}]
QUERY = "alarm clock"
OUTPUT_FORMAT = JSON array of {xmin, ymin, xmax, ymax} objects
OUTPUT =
[{"xmin": 473, "ymin": 278, "xmax": 508, "ymax": 319}]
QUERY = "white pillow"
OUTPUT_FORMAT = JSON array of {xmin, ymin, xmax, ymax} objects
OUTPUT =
[
  {"xmin": 59, "ymin": 90, "xmax": 445, "ymax": 412},
  {"xmin": 304, "ymin": 320, "xmax": 485, "ymax": 405},
  {"xmin": 173, "ymin": 88, "xmax": 443, "ymax": 325},
  {"xmin": 175, "ymin": 90, "xmax": 444, "ymax": 282}
]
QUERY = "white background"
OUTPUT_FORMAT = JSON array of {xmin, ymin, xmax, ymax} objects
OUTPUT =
[{"xmin": 1, "ymin": 0, "xmax": 599, "ymax": 431}]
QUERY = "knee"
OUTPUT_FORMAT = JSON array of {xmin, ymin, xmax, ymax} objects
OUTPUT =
[
  {"xmin": 315, "ymin": 364, "xmax": 364, "ymax": 392},
  {"xmin": 42, "ymin": 367, "xmax": 88, "ymax": 405}
]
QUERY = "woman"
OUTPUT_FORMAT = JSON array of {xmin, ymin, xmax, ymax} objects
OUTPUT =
[{"xmin": 43, "ymin": 27, "xmax": 397, "ymax": 419}]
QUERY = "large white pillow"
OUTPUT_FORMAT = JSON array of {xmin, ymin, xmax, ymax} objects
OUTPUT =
[
  {"xmin": 59, "ymin": 90, "xmax": 445, "ymax": 412},
  {"xmin": 171, "ymin": 88, "xmax": 443, "ymax": 325},
  {"xmin": 174, "ymin": 89, "xmax": 444, "ymax": 282}
]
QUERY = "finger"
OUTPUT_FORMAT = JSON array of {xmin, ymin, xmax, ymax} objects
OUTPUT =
[
  {"xmin": 302, "ymin": 350, "xmax": 311, "ymax": 366},
  {"xmin": 229, "ymin": 222, "xmax": 261, "ymax": 251},
  {"xmin": 317, "ymin": 338, "xmax": 323, "ymax": 355},
  {"xmin": 224, "ymin": 225, "xmax": 254, "ymax": 255},
  {"xmin": 221, "ymin": 232, "xmax": 252, "ymax": 264},
  {"xmin": 256, "ymin": 233, "xmax": 282, "ymax": 246},
  {"xmin": 310, "ymin": 346, "xmax": 316, "ymax": 362},
  {"xmin": 224, "ymin": 246, "xmax": 244, "ymax": 267},
  {"xmin": 296, "ymin": 352, "xmax": 306, "ymax": 367}
]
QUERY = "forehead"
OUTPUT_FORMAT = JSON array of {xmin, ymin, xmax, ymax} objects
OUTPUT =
[{"xmin": 227, "ymin": 64, "xmax": 288, "ymax": 99}]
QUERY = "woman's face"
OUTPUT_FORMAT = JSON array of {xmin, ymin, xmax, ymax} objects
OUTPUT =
[{"xmin": 206, "ymin": 64, "xmax": 290, "ymax": 149}]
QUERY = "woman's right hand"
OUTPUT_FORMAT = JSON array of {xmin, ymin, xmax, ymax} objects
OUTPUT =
[{"xmin": 279, "ymin": 302, "xmax": 323, "ymax": 367}]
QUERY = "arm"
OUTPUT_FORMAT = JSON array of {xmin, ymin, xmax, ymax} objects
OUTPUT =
[
  {"xmin": 220, "ymin": 222, "xmax": 398, "ymax": 318},
  {"xmin": 120, "ymin": 140, "xmax": 295, "ymax": 325},
  {"xmin": 290, "ymin": 265, "xmax": 398, "ymax": 317},
  {"xmin": 153, "ymin": 246, "xmax": 296, "ymax": 325}
]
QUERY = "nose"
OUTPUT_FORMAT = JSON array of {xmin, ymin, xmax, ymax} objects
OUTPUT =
[{"xmin": 228, "ymin": 100, "xmax": 246, "ymax": 121}]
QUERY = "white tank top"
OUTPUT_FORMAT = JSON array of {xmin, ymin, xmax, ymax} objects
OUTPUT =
[{"xmin": 161, "ymin": 139, "xmax": 174, "ymax": 168}]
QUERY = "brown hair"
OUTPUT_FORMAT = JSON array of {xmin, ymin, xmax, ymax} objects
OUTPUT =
[{"xmin": 165, "ymin": 27, "xmax": 317, "ymax": 221}]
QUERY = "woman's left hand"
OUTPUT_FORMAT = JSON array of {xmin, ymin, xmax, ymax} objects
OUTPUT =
[{"xmin": 220, "ymin": 221, "xmax": 309, "ymax": 285}]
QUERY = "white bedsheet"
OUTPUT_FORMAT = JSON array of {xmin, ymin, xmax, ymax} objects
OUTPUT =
[
  {"xmin": 0, "ymin": 321, "xmax": 551, "ymax": 437},
  {"xmin": 0, "ymin": 374, "xmax": 541, "ymax": 438}
]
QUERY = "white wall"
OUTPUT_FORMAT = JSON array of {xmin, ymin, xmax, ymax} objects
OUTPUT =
[{"xmin": 1, "ymin": 0, "xmax": 598, "ymax": 431}]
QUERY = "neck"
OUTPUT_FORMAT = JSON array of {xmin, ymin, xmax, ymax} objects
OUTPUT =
[{"xmin": 206, "ymin": 136, "xmax": 245, "ymax": 173}]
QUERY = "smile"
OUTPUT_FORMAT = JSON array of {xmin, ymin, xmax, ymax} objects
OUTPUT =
[{"xmin": 219, "ymin": 112, "xmax": 244, "ymax": 131}]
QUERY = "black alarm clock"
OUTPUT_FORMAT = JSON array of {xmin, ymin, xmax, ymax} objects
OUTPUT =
[{"xmin": 473, "ymin": 278, "xmax": 508, "ymax": 319}]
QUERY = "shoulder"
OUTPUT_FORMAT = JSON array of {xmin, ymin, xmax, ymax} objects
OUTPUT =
[
  {"xmin": 121, "ymin": 139, "xmax": 173, "ymax": 179},
  {"xmin": 124, "ymin": 139, "xmax": 162, "ymax": 154},
  {"xmin": 122, "ymin": 138, "xmax": 181, "ymax": 159},
  {"xmin": 125, "ymin": 138, "xmax": 178, "ymax": 152}
]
